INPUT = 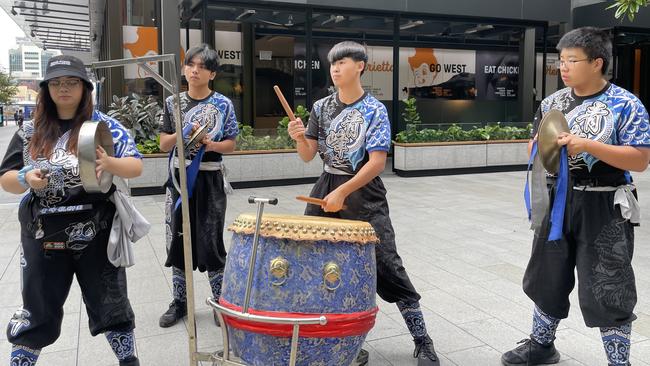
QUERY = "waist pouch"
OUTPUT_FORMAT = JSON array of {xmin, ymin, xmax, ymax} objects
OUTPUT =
[{"xmin": 30, "ymin": 201, "xmax": 113, "ymax": 251}]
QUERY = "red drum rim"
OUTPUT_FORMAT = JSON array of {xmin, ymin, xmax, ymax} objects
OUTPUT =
[{"xmin": 219, "ymin": 299, "xmax": 378, "ymax": 338}]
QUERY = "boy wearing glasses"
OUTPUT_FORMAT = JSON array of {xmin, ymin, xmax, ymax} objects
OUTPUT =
[{"xmin": 502, "ymin": 27, "xmax": 650, "ymax": 366}]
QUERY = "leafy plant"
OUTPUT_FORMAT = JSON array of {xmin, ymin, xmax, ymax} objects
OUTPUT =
[
  {"xmin": 235, "ymin": 105, "xmax": 310, "ymax": 151},
  {"xmin": 395, "ymin": 123, "xmax": 532, "ymax": 143},
  {"xmin": 136, "ymin": 135, "xmax": 162, "ymax": 155},
  {"xmin": 107, "ymin": 93, "xmax": 162, "ymax": 152},
  {"xmin": 0, "ymin": 71, "xmax": 18, "ymax": 105},
  {"xmin": 402, "ymin": 97, "xmax": 422, "ymax": 130},
  {"xmin": 607, "ymin": 0, "xmax": 648, "ymax": 22}
]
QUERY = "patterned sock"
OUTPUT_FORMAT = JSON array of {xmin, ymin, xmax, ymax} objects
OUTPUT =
[
  {"xmin": 208, "ymin": 269, "xmax": 224, "ymax": 301},
  {"xmin": 105, "ymin": 330, "xmax": 136, "ymax": 362},
  {"xmin": 396, "ymin": 301, "xmax": 428, "ymax": 339},
  {"xmin": 531, "ymin": 305, "xmax": 560, "ymax": 345},
  {"xmin": 600, "ymin": 323, "xmax": 631, "ymax": 365},
  {"xmin": 10, "ymin": 345, "xmax": 40, "ymax": 366},
  {"xmin": 172, "ymin": 267, "xmax": 187, "ymax": 303}
]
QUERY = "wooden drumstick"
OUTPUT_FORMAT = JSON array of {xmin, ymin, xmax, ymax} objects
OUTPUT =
[
  {"xmin": 296, "ymin": 195, "xmax": 347, "ymax": 210},
  {"xmin": 273, "ymin": 85, "xmax": 297, "ymax": 121}
]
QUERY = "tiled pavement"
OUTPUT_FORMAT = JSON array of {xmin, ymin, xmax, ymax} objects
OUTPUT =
[{"xmin": 0, "ymin": 125, "xmax": 649, "ymax": 365}]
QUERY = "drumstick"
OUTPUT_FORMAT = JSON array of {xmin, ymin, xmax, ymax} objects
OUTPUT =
[
  {"xmin": 273, "ymin": 85, "xmax": 297, "ymax": 121},
  {"xmin": 296, "ymin": 195, "xmax": 347, "ymax": 210}
]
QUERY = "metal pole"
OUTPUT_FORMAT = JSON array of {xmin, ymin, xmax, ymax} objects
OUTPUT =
[
  {"xmin": 167, "ymin": 58, "xmax": 200, "ymax": 366},
  {"xmin": 90, "ymin": 53, "xmax": 198, "ymax": 366},
  {"xmin": 289, "ymin": 324, "xmax": 300, "ymax": 366},
  {"xmin": 242, "ymin": 199, "xmax": 265, "ymax": 314}
]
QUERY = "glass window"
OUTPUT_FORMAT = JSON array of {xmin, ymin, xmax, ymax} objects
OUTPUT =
[
  {"xmin": 310, "ymin": 12, "xmax": 395, "ymax": 119},
  {"xmin": 121, "ymin": 0, "xmax": 161, "ymax": 97},
  {"xmin": 398, "ymin": 18, "xmax": 524, "ymax": 131}
]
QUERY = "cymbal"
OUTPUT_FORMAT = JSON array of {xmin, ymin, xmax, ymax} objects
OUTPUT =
[
  {"xmin": 538, "ymin": 109, "xmax": 570, "ymax": 174},
  {"xmin": 78, "ymin": 120, "xmax": 115, "ymax": 193}
]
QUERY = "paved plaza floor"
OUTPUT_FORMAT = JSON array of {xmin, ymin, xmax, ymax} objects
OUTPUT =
[{"xmin": 0, "ymin": 125, "xmax": 649, "ymax": 365}]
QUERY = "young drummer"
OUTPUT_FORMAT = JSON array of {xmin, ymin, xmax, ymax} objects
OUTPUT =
[
  {"xmin": 502, "ymin": 27, "xmax": 650, "ymax": 366},
  {"xmin": 158, "ymin": 44, "xmax": 239, "ymax": 327},
  {"xmin": 287, "ymin": 41, "xmax": 440, "ymax": 366}
]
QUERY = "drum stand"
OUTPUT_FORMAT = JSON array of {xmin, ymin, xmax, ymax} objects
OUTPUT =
[
  {"xmin": 89, "ymin": 54, "xmax": 206, "ymax": 366},
  {"xmin": 91, "ymin": 56, "xmax": 330, "ymax": 366},
  {"xmin": 206, "ymin": 196, "xmax": 328, "ymax": 366}
]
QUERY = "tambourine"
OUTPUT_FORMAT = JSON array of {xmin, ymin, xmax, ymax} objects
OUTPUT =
[{"xmin": 78, "ymin": 120, "xmax": 114, "ymax": 193}]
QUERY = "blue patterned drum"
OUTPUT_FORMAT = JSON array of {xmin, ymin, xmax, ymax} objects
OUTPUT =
[{"xmin": 221, "ymin": 213, "xmax": 378, "ymax": 366}]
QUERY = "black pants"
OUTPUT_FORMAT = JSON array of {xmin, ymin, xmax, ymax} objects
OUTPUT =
[
  {"xmin": 8, "ymin": 201, "xmax": 135, "ymax": 349},
  {"xmin": 305, "ymin": 172, "xmax": 421, "ymax": 304},
  {"xmin": 165, "ymin": 169, "xmax": 228, "ymax": 272},
  {"xmin": 523, "ymin": 186, "xmax": 637, "ymax": 327}
]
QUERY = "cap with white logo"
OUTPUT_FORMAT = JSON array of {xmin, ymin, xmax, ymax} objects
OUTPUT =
[{"xmin": 40, "ymin": 55, "xmax": 93, "ymax": 90}]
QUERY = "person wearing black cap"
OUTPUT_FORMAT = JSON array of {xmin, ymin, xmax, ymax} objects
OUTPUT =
[
  {"xmin": 0, "ymin": 55, "xmax": 143, "ymax": 366},
  {"xmin": 287, "ymin": 41, "xmax": 440, "ymax": 366}
]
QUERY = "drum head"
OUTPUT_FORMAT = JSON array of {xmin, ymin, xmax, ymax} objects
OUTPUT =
[{"xmin": 229, "ymin": 213, "xmax": 378, "ymax": 244}]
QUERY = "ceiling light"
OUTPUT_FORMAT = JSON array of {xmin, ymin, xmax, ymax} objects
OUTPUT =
[{"xmin": 400, "ymin": 20, "xmax": 424, "ymax": 30}]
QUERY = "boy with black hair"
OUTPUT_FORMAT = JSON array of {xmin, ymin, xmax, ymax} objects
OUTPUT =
[
  {"xmin": 502, "ymin": 27, "xmax": 650, "ymax": 366},
  {"xmin": 158, "ymin": 44, "xmax": 239, "ymax": 328},
  {"xmin": 288, "ymin": 41, "xmax": 440, "ymax": 366}
]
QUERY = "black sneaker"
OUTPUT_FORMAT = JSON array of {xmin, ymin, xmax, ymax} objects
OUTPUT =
[
  {"xmin": 352, "ymin": 348, "xmax": 369, "ymax": 366},
  {"xmin": 159, "ymin": 300, "xmax": 187, "ymax": 328},
  {"xmin": 414, "ymin": 335, "xmax": 440, "ymax": 366},
  {"xmin": 501, "ymin": 338, "xmax": 561, "ymax": 365},
  {"xmin": 119, "ymin": 356, "xmax": 140, "ymax": 366}
]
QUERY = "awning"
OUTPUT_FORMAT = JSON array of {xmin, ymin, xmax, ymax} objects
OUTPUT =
[{"xmin": 1, "ymin": 0, "xmax": 105, "ymax": 57}]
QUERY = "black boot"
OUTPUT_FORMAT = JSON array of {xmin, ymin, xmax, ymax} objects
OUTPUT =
[
  {"xmin": 119, "ymin": 356, "xmax": 140, "ymax": 366},
  {"xmin": 501, "ymin": 338, "xmax": 560, "ymax": 365},
  {"xmin": 352, "ymin": 348, "xmax": 369, "ymax": 366},
  {"xmin": 414, "ymin": 335, "xmax": 440, "ymax": 366},
  {"xmin": 159, "ymin": 300, "xmax": 187, "ymax": 328}
]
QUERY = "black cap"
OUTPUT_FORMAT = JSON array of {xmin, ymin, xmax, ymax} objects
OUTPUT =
[{"xmin": 40, "ymin": 55, "xmax": 93, "ymax": 90}]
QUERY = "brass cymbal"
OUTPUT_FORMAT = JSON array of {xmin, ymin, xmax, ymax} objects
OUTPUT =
[
  {"xmin": 186, "ymin": 123, "xmax": 209, "ymax": 149},
  {"xmin": 537, "ymin": 109, "xmax": 570, "ymax": 174}
]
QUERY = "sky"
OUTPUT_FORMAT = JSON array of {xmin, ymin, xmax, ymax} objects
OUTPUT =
[
  {"xmin": 0, "ymin": 9, "xmax": 27, "ymax": 71},
  {"xmin": 0, "ymin": 8, "xmax": 75, "ymax": 73}
]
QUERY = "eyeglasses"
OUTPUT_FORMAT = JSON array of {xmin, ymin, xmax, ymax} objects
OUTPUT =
[
  {"xmin": 554, "ymin": 59, "xmax": 591, "ymax": 69},
  {"xmin": 48, "ymin": 79, "xmax": 81, "ymax": 89}
]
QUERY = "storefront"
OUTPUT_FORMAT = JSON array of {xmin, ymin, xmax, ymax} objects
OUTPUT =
[{"xmin": 84, "ymin": 0, "xmax": 594, "ymax": 142}]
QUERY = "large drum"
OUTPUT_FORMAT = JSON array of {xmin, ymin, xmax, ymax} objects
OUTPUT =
[{"xmin": 220, "ymin": 213, "xmax": 378, "ymax": 366}]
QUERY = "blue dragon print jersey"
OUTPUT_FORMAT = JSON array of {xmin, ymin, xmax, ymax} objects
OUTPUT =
[
  {"xmin": 305, "ymin": 92, "xmax": 391, "ymax": 175},
  {"xmin": 532, "ymin": 83, "xmax": 650, "ymax": 180},
  {"xmin": 160, "ymin": 91, "xmax": 239, "ymax": 162},
  {"xmin": 0, "ymin": 111, "xmax": 141, "ymax": 208}
]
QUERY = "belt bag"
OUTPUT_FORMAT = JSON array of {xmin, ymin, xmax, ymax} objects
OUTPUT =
[{"xmin": 36, "ymin": 203, "xmax": 110, "ymax": 251}]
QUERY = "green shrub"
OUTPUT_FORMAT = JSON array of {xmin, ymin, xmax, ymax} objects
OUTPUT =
[
  {"xmin": 108, "ymin": 93, "xmax": 163, "ymax": 154},
  {"xmin": 235, "ymin": 105, "xmax": 310, "ymax": 151},
  {"xmin": 395, "ymin": 123, "xmax": 532, "ymax": 143}
]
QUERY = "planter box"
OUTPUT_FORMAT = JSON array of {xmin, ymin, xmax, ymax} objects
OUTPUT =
[
  {"xmin": 223, "ymin": 150, "xmax": 323, "ymax": 186},
  {"xmin": 124, "ymin": 150, "xmax": 323, "ymax": 195},
  {"xmin": 393, "ymin": 140, "xmax": 529, "ymax": 176},
  {"xmin": 123, "ymin": 153, "xmax": 169, "ymax": 195}
]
